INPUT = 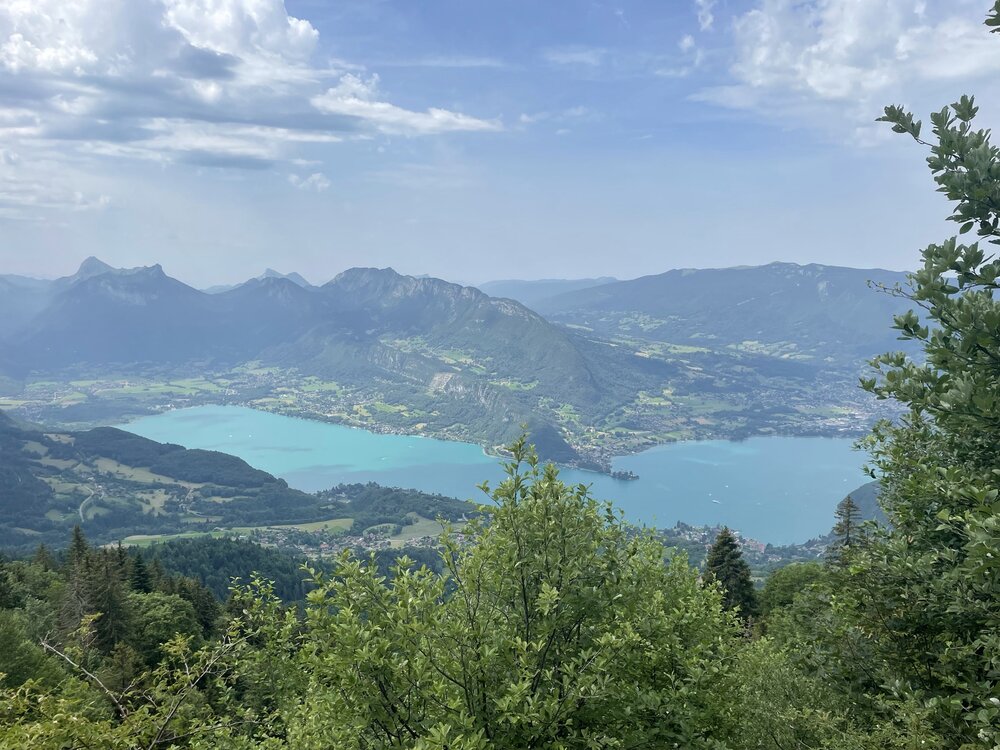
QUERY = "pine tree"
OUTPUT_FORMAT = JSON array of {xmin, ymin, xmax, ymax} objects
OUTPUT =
[
  {"xmin": 31, "ymin": 544, "xmax": 56, "ymax": 571},
  {"xmin": 828, "ymin": 495, "xmax": 862, "ymax": 565},
  {"xmin": 704, "ymin": 527, "xmax": 757, "ymax": 618},
  {"xmin": 60, "ymin": 528, "xmax": 93, "ymax": 632},
  {"xmin": 86, "ymin": 555, "xmax": 133, "ymax": 653},
  {"xmin": 67, "ymin": 525, "xmax": 89, "ymax": 570},
  {"xmin": 0, "ymin": 562, "xmax": 19, "ymax": 609},
  {"xmin": 129, "ymin": 554, "xmax": 152, "ymax": 594}
]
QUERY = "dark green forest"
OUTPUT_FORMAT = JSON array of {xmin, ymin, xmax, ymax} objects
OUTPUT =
[{"xmin": 2, "ymin": 5, "xmax": 1000, "ymax": 747}]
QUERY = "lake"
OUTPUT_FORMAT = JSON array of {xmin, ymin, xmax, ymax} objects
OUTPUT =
[{"xmin": 121, "ymin": 405, "xmax": 868, "ymax": 544}]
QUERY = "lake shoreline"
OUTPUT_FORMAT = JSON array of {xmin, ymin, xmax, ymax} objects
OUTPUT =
[{"xmin": 120, "ymin": 405, "xmax": 867, "ymax": 544}]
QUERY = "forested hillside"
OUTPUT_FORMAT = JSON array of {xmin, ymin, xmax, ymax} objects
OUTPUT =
[
  {"xmin": 536, "ymin": 261, "xmax": 915, "ymax": 363},
  {"xmin": 0, "ymin": 411, "xmax": 477, "ymax": 552}
]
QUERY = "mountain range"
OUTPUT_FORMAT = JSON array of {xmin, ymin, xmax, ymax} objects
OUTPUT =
[
  {"xmin": 0, "ymin": 258, "xmax": 914, "ymax": 466},
  {"xmin": 531, "ymin": 262, "xmax": 914, "ymax": 364}
]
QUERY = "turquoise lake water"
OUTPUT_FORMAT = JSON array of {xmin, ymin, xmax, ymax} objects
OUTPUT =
[{"xmin": 121, "ymin": 405, "xmax": 868, "ymax": 544}]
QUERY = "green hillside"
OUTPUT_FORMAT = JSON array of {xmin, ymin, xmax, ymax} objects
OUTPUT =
[{"xmin": 0, "ymin": 410, "xmax": 478, "ymax": 553}]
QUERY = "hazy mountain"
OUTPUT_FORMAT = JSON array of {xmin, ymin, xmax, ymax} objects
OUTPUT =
[
  {"xmin": 536, "ymin": 262, "xmax": 914, "ymax": 365},
  {"xmin": 203, "ymin": 268, "xmax": 314, "ymax": 294},
  {"xmin": 477, "ymin": 277, "xmax": 617, "ymax": 309},
  {"xmin": 2, "ymin": 263, "xmax": 672, "ymax": 463},
  {"xmin": 11, "ymin": 264, "xmax": 214, "ymax": 368},
  {"xmin": 0, "ymin": 277, "xmax": 49, "ymax": 339},
  {"xmin": 53, "ymin": 256, "xmax": 116, "ymax": 290},
  {"xmin": 0, "ymin": 259, "xmax": 909, "ymax": 465},
  {"xmin": 0, "ymin": 257, "xmax": 118, "ymax": 339}
]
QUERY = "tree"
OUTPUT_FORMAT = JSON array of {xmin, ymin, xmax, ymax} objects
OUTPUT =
[
  {"xmin": 86, "ymin": 555, "xmax": 134, "ymax": 654},
  {"xmin": 705, "ymin": 527, "xmax": 758, "ymax": 619},
  {"xmin": 128, "ymin": 554, "xmax": 152, "ymax": 594},
  {"xmin": 812, "ymin": 4, "xmax": 1000, "ymax": 744},
  {"xmin": 758, "ymin": 561, "xmax": 825, "ymax": 619},
  {"xmin": 67, "ymin": 525, "xmax": 89, "ymax": 570},
  {"xmin": 828, "ymin": 495, "xmax": 862, "ymax": 565},
  {"xmin": 31, "ymin": 544, "xmax": 56, "ymax": 572},
  {"xmin": 287, "ymin": 439, "xmax": 740, "ymax": 749}
]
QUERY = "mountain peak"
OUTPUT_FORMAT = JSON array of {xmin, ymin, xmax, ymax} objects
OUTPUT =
[
  {"xmin": 261, "ymin": 269, "xmax": 312, "ymax": 288},
  {"xmin": 76, "ymin": 256, "xmax": 115, "ymax": 277}
]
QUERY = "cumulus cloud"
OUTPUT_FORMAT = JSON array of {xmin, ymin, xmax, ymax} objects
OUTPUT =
[
  {"xmin": 0, "ymin": 0, "xmax": 499, "ymax": 217},
  {"xmin": 695, "ymin": 0, "xmax": 1000, "ymax": 134}
]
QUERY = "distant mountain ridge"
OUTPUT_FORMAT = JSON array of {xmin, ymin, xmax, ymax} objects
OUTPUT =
[
  {"xmin": 1, "ymin": 260, "xmax": 680, "ymax": 464},
  {"xmin": 534, "ymin": 261, "xmax": 914, "ymax": 364},
  {"xmin": 476, "ymin": 277, "xmax": 617, "ymax": 308},
  {"xmin": 0, "ymin": 257, "xmax": 912, "ymax": 466},
  {"xmin": 203, "ymin": 268, "xmax": 314, "ymax": 294}
]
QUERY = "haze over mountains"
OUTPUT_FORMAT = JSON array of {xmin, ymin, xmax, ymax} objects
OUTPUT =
[
  {"xmin": 0, "ymin": 257, "xmax": 913, "ymax": 466},
  {"xmin": 476, "ymin": 278, "xmax": 617, "ymax": 308}
]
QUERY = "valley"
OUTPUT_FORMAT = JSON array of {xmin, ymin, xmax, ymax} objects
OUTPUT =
[
  {"xmin": 0, "ymin": 257, "xmax": 898, "ymax": 550},
  {"xmin": 0, "ymin": 259, "xmax": 908, "ymax": 473}
]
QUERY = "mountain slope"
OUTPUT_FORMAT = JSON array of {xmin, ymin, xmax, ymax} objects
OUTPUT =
[
  {"xmin": 0, "ymin": 410, "xmax": 324, "ymax": 549},
  {"xmin": 203, "ymin": 268, "xmax": 314, "ymax": 294},
  {"xmin": 0, "ymin": 257, "xmax": 117, "ymax": 340},
  {"xmin": 537, "ymin": 262, "xmax": 913, "ymax": 364},
  {"xmin": 12, "ymin": 265, "xmax": 213, "ymax": 368}
]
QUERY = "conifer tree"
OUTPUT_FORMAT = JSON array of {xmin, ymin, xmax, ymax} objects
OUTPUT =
[
  {"xmin": 87, "ymin": 555, "xmax": 133, "ymax": 653},
  {"xmin": 827, "ymin": 495, "xmax": 862, "ymax": 565},
  {"xmin": 129, "ymin": 554, "xmax": 152, "ymax": 594},
  {"xmin": 66, "ymin": 525, "xmax": 89, "ymax": 570},
  {"xmin": 0, "ymin": 563, "xmax": 17, "ymax": 610},
  {"xmin": 32, "ymin": 544, "xmax": 56, "ymax": 572},
  {"xmin": 705, "ymin": 527, "xmax": 758, "ymax": 618},
  {"xmin": 60, "ymin": 527, "xmax": 93, "ymax": 632}
]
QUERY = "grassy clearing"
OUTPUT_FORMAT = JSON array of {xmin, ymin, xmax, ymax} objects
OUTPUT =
[
  {"xmin": 232, "ymin": 518, "xmax": 354, "ymax": 533},
  {"xmin": 137, "ymin": 489, "xmax": 172, "ymax": 516},
  {"xmin": 93, "ymin": 458, "xmax": 201, "ymax": 488},
  {"xmin": 120, "ymin": 531, "xmax": 226, "ymax": 547},
  {"xmin": 388, "ymin": 516, "xmax": 457, "ymax": 546}
]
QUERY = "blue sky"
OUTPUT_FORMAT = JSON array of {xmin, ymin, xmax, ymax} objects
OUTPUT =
[{"xmin": 1, "ymin": 0, "xmax": 998, "ymax": 286}]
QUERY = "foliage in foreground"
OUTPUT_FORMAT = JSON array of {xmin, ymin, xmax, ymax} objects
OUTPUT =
[{"xmin": 2, "ymin": 443, "xmax": 905, "ymax": 749}]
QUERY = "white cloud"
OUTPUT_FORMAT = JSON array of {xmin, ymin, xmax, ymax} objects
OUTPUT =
[
  {"xmin": 516, "ymin": 106, "xmax": 592, "ymax": 129},
  {"xmin": 311, "ymin": 74, "xmax": 500, "ymax": 136},
  {"xmin": 656, "ymin": 35, "xmax": 704, "ymax": 78},
  {"xmin": 696, "ymin": 0, "xmax": 717, "ymax": 31},
  {"xmin": 697, "ymin": 0, "xmax": 1000, "ymax": 134},
  {"xmin": 0, "ymin": 0, "xmax": 499, "ymax": 218},
  {"xmin": 161, "ymin": 0, "xmax": 318, "ymax": 62},
  {"xmin": 288, "ymin": 172, "xmax": 330, "ymax": 192}
]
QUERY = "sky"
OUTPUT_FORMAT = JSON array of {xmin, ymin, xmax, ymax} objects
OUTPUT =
[{"xmin": 1, "ymin": 0, "xmax": 998, "ymax": 287}]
